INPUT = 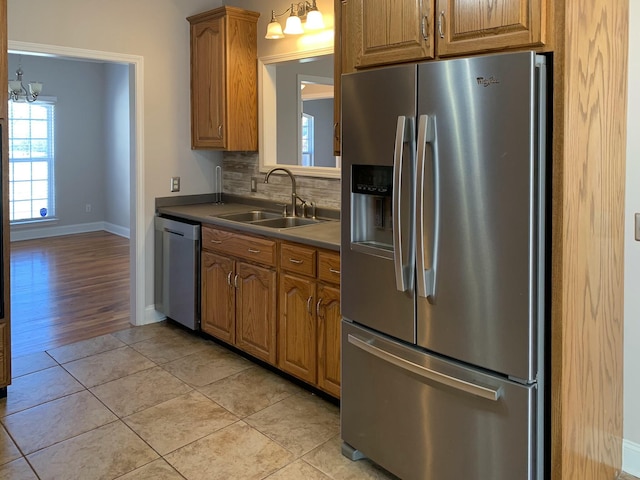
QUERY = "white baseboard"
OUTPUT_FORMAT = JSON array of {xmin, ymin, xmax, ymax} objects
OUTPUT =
[
  {"xmin": 10, "ymin": 221, "xmax": 130, "ymax": 242},
  {"xmin": 624, "ymin": 439, "xmax": 640, "ymax": 476},
  {"xmin": 104, "ymin": 222, "xmax": 130, "ymax": 239}
]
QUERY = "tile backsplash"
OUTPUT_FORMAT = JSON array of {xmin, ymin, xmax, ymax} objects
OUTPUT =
[{"xmin": 222, "ymin": 152, "xmax": 341, "ymax": 210}]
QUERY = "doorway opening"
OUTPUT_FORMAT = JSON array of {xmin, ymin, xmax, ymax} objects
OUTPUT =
[{"xmin": 7, "ymin": 41, "xmax": 146, "ymax": 344}]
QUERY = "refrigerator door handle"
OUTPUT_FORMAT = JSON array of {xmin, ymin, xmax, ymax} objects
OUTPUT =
[
  {"xmin": 348, "ymin": 334, "xmax": 502, "ymax": 401},
  {"xmin": 393, "ymin": 115, "xmax": 414, "ymax": 293},
  {"xmin": 416, "ymin": 114, "xmax": 439, "ymax": 300}
]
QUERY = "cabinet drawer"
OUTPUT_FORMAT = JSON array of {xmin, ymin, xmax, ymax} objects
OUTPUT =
[
  {"xmin": 318, "ymin": 251, "xmax": 341, "ymax": 284},
  {"xmin": 202, "ymin": 227, "xmax": 276, "ymax": 266},
  {"xmin": 280, "ymin": 243, "xmax": 316, "ymax": 277}
]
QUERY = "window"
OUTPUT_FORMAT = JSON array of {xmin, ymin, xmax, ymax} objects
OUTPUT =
[
  {"xmin": 8, "ymin": 100, "xmax": 56, "ymax": 222},
  {"xmin": 301, "ymin": 112, "xmax": 314, "ymax": 167}
]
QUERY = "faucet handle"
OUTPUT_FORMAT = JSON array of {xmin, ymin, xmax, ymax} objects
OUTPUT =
[
  {"xmin": 309, "ymin": 202, "xmax": 316, "ymax": 220},
  {"xmin": 276, "ymin": 203, "xmax": 288, "ymax": 217}
]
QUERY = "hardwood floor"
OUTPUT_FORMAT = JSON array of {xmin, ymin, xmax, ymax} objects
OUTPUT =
[{"xmin": 10, "ymin": 231, "xmax": 131, "ymax": 357}]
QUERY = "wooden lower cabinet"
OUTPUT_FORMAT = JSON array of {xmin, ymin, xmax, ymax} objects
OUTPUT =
[
  {"xmin": 201, "ymin": 252, "xmax": 235, "ymax": 343},
  {"xmin": 200, "ymin": 226, "xmax": 340, "ymax": 397},
  {"xmin": 278, "ymin": 273, "xmax": 317, "ymax": 383},
  {"xmin": 278, "ymin": 243, "xmax": 341, "ymax": 397},
  {"xmin": 235, "ymin": 261, "xmax": 277, "ymax": 364},
  {"xmin": 200, "ymin": 226, "xmax": 277, "ymax": 365},
  {"xmin": 316, "ymin": 283, "xmax": 341, "ymax": 397}
]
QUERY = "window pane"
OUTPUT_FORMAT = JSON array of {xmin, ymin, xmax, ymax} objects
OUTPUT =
[
  {"xmin": 13, "ymin": 181, "xmax": 32, "ymax": 201},
  {"xmin": 12, "ymin": 201, "xmax": 32, "ymax": 220},
  {"xmin": 30, "ymin": 140, "xmax": 49, "ymax": 158},
  {"xmin": 31, "ymin": 120, "xmax": 48, "ymax": 139},
  {"xmin": 10, "ymin": 139, "xmax": 30, "ymax": 158},
  {"xmin": 11, "ymin": 119, "xmax": 30, "ymax": 139},
  {"xmin": 30, "ymin": 105, "xmax": 49, "ymax": 120},
  {"xmin": 13, "ymin": 163, "xmax": 32, "ymax": 181},
  {"xmin": 32, "ymin": 180, "xmax": 49, "ymax": 199},
  {"xmin": 32, "ymin": 162, "xmax": 49, "ymax": 180}
]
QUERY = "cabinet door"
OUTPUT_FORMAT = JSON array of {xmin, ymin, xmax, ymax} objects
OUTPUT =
[
  {"xmin": 191, "ymin": 16, "xmax": 226, "ymax": 149},
  {"xmin": 235, "ymin": 262, "xmax": 277, "ymax": 365},
  {"xmin": 317, "ymin": 283, "xmax": 341, "ymax": 397},
  {"xmin": 356, "ymin": 0, "xmax": 434, "ymax": 68},
  {"xmin": 278, "ymin": 273, "xmax": 317, "ymax": 384},
  {"xmin": 435, "ymin": 0, "xmax": 545, "ymax": 56},
  {"xmin": 201, "ymin": 252, "xmax": 235, "ymax": 343}
]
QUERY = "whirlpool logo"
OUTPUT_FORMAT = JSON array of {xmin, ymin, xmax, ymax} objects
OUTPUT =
[{"xmin": 476, "ymin": 76, "xmax": 500, "ymax": 87}]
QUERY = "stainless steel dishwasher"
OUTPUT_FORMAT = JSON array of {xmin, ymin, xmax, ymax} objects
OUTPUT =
[{"xmin": 154, "ymin": 215, "xmax": 200, "ymax": 330}]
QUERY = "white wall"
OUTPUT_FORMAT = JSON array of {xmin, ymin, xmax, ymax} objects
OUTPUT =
[
  {"xmin": 103, "ymin": 62, "xmax": 131, "ymax": 234},
  {"xmin": 624, "ymin": 0, "xmax": 640, "ymax": 474},
  {"xmin": 7, "ymin": 0, "xmax": 225, "ymax": 319}
]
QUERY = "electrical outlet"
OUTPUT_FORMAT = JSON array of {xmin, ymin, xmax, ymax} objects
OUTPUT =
[
  {"xmin": 171, "ymin": 177, "xmax": 181, "ymax": 192},
  {"xmin": 85, "ymin": 204, "xmax": 92, "ymax": 213},
  {"xmin": 250, "ymin": 177, "xmax": 258, "ymax": 192},
  {"xmin": 636, "ymin": 213, "xmax": 640, "ymax": 241}
]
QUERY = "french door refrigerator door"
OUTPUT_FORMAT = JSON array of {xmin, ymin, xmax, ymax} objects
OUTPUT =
[
  {"xmin": 341, "ymin": 64, "xmax": 417, "ymax": 343},
  {"xmin": 415, "ymin": 52, "xmax": 547, "ymax": 382},
  {"xmin": 342, "ymin": 320, "xmax": 537, "ymax": 480}
]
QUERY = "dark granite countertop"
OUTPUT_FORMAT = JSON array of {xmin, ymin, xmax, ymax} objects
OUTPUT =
[{"xmin": 156, "ymin": 194, "xmax": 341, "ymax": 251}]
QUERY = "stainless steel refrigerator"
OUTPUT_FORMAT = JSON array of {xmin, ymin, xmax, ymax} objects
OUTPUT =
[{"xmin": 340, "ymin": 51, "xmax": 548, "ymax": 480}]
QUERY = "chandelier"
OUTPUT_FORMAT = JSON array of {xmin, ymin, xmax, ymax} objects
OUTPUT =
[
  {"xmin": 265, "ymin": 1, "xmax": 325, "ymax": 39},
  {"xmin": 8, "ymin": 63, "xmax": 43, "ymax": 103}
]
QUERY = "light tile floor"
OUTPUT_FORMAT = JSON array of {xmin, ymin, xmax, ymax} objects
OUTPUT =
[{"xmin": 0, "ymin": 321, "xmax": 398, "ymax": 480}]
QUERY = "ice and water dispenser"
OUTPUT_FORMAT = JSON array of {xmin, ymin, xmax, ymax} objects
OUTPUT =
[{"xmin": 350, "ymin": 165, "xmax": 394, "ymax": 258}]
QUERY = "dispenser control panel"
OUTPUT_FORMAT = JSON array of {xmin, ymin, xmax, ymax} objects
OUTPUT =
[{"xmin": 352, "ymin": 165, "xmax": 392, "ymax": 196}]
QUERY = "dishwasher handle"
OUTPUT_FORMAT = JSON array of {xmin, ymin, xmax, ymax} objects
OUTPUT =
[{"xmin": 164, "ymin": 228, "xmax": 185, "ymax": 237}]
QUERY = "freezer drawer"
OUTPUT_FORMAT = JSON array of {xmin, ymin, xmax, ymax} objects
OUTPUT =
[{"xmin": 341, "ymin": 320, "xmax": 537, "ymax": 480}]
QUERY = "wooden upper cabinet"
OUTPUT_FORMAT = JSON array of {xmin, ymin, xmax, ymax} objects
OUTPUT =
[
  {"xmin": 352, "ymin": 0, "xmax": 435, "ymax": 69},
  {"xmin": 188, "ymin": 6, "xmax": 259, "ymax": 151},
  {"xmin": 435, "ymin": 0, "xmax": 546, "ymax": 56}
]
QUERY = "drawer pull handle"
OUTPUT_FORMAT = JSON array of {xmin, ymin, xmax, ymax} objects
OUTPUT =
[
  {"xmin": 329, "ymin": 268, "xmax": 341, "ymax": 275},
  {"xmin": 248, "ymin": 248, "xmax": 261, "ymax": 254},
  {"xmin": 227, "ymin": 272, "xmax": 233, "ymax": 286},
  {"xmin": 316, "ymin": 298, "xmax": 323, "ymax": 318},
  {"xmin": 289, "ymin": 258, "xmax": 303, "ymax": 265},
  {"xmin": 234, "ymin": 274, "xmax": 239, "ymax": 288},
  {"xmin": 210, "ymin": 239, "xmax": 222, "ymax": 244}
]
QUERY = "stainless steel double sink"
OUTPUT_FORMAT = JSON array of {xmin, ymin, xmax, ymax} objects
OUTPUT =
[{"xmin": 215, "ymin": 210, "xmax": 324, "ymax": 229}]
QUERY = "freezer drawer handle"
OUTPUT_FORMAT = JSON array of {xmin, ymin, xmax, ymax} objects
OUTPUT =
[{"xmin": 348, "ymin": 334, "xmax": 502, "ymax": 401}]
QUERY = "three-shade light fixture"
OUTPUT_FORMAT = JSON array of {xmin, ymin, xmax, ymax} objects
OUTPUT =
[
  {"xmin": 8, "ymin": 64, "xmax": 43, "ymax": 103},
  {"xmin": 265, "ymin": 1, "xmax": 325, "ymax": 39}
]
